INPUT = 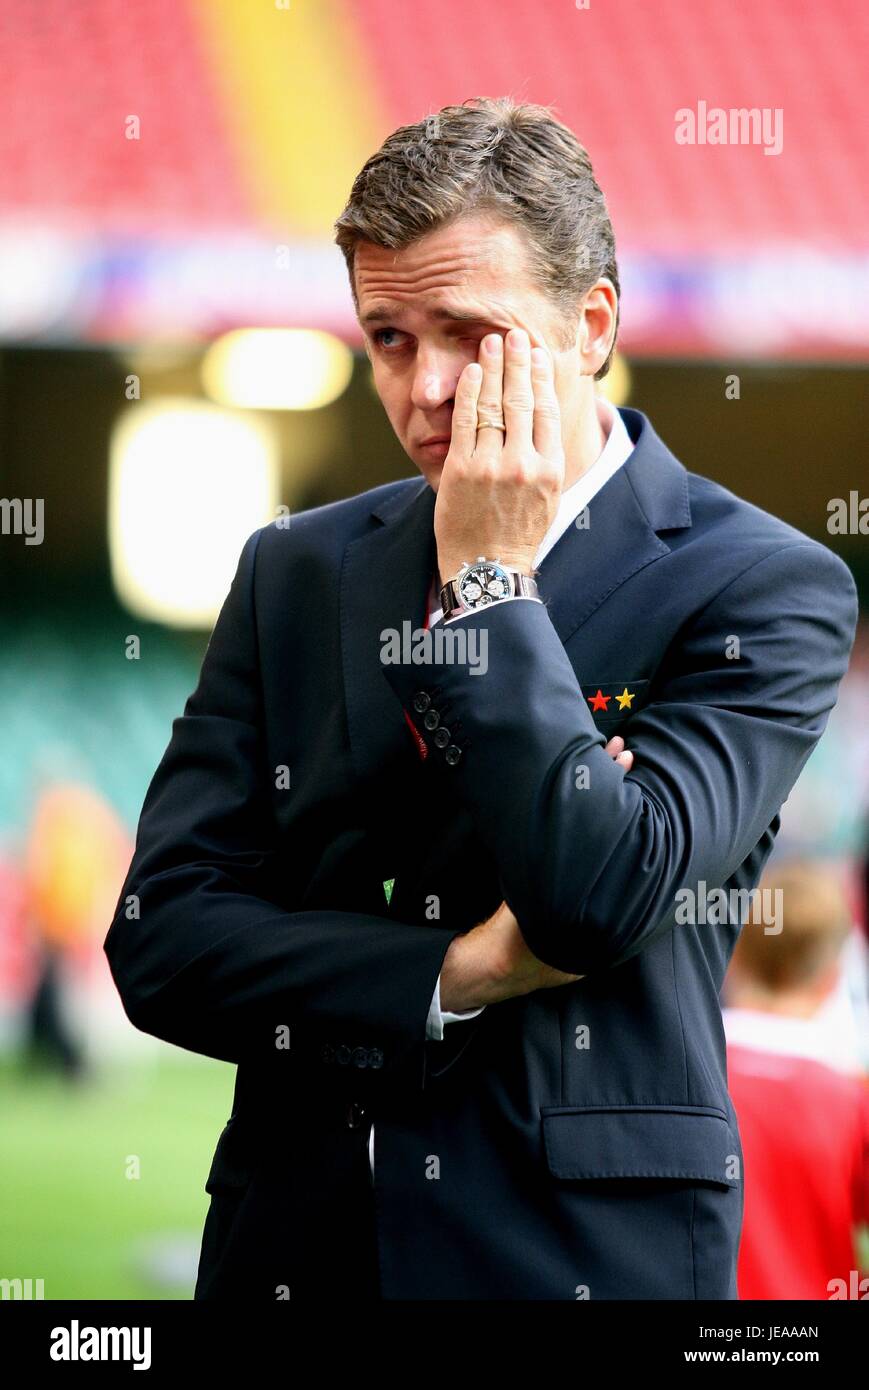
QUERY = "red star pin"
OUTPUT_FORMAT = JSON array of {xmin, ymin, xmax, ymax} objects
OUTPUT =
[{"xmin": 588, "ymin": 688, "xmax": 611, "ymax": 712}]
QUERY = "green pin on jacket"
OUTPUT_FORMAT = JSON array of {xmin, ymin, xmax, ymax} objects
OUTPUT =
[{"xmin": 383, "ymin": 878, "xmax": 395, "ymax": 906}]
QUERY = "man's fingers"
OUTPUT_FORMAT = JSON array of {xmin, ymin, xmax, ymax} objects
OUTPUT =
[
  {"xmin": 449, "ymin": 360, "xmax": 483, "ymax": 460},
  {"xmin": 605, "ymin": 735, "xmax": 634, "ymax": 772},
  {"xmin": 501, "ymin": 328, "xmax": 535, "ymax": 456},
  {"xmin": 530, "ymin": 345, "xmax": 563, "ymax": 461},
  {"xmin": 473, "ymin": 332, "xmax": 506, "ymax": 463}
]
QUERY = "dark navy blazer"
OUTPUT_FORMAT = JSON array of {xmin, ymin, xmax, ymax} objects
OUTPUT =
[{"xmin": 104, "ymin": 407, "xmax": 858, "ymax": 1300}]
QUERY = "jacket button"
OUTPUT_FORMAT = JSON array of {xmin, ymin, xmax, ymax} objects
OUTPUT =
[
  {"xmin": 335, "ymin": 1044, "xmax": 351, "ymax": 1066},
  {"xmin": 433, "ymin": 726, "xmax": 450, "ymax": 748},
  {"xmin": 347, "ymin": 1102, "xmax": 367, "ymax": 1128},
  {"xmin": 412, "ymin": 691, "xmax": 431, "ymax": 712},
  {"xmin": 368, "ymin": 1048, "xmax": 384, "ymax": 1069},
  {"xmin": 444, "ymin": 744, "xmax": 463, "ymax": 766},
  {"xmin": 423, "ymin": 708, "xmax": 440, "ymax": 729},
  {"xmin": 351, "ymin": 1046, "xmax": 369, "ymax": 1068}
]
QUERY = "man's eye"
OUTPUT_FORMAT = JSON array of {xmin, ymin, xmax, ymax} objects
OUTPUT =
[{"xmin": 373, "ymin": 329, "xmax": 406, "ymax": 350}]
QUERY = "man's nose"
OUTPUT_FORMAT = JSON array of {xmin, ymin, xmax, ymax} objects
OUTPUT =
[{"xmin": 410, "ymin": 354, "xmax": 461, "ymax": 411}]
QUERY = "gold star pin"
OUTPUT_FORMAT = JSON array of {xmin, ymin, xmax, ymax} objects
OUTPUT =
[{"xmin": 615, "ymin": 687, "xmax": 635, "ymax": 710}]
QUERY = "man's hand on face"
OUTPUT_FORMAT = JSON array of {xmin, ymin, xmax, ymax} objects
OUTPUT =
[
  {"xmin": 434, "ymin": 328, "xmax": 565, "ymax": 586},
  {"xmin": 439, "ymin": 737, "xmax": 634, "ymax": 1013}
]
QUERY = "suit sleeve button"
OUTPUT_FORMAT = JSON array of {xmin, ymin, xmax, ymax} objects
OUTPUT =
[
  {"xmin": 433, "ymin": 726, "xmax": 450, "ymax": 748},
  {"xmin": 368, "ymin": 1048, "xmax": 384, "ymax": 1069},
  {"xmin": 351, "ymin": 1046, "xmax": 369, "ymax": 1068},
  {"xmin": 412, "ymin": 691, "xmax": 431, "ymax": 712},
  {"xmin": 444, "ymin": 744, "xmax": 463, "ymax": 766},
  {"xmin": 335, "ymin": 1044, "xmax": 351, "ymax": 1066},
  {"xmin": 321, "ymin": 1044, "xmax": 334, "ymax": 1064},
  {"xmin": 423, "ymin": 709, "xmax": 440, "ymax": 729}
]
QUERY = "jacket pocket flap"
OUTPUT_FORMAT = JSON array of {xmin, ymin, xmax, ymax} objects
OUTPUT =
[
  {"xmin": 541, "ymin": 1105, "xmax": 739, "ymax": 1186},
  {"xmin": 582, "ymin": 678, "xmax": 650, "ymax": 725}
]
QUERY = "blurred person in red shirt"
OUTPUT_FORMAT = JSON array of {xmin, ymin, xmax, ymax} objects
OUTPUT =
[{"xmin": 724, "ymin": 860, "xmax": 869, "ymax": 1299}]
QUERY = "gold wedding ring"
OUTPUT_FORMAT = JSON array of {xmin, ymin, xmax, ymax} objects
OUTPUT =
[{"xmin": 476, "ymin": 411, "xmax": 506, "ymax": 432}]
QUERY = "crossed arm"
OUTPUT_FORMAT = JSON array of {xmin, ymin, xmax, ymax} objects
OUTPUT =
[
  {"xmin": 104, "ymin": 526, "xmax": 857, "ymax": 1075},
  {"xmin": 384, "ymin": 542, "xmax": 858, "ymax": 981}
]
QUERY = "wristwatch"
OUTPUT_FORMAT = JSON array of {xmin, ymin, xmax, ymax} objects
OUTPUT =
[{"xmin": 439, "ymin": 556, "xmax": 539, "ymax": 621}]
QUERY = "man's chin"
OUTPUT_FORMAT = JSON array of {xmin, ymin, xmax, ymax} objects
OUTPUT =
[{"xmin": 409, "ymin": 453, "xmax": 442, "ymax": 490}]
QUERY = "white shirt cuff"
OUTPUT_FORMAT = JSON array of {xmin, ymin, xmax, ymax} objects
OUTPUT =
[{"xmin": 426, "ymin": 971, "xmax": 487, "ymax": 1040}]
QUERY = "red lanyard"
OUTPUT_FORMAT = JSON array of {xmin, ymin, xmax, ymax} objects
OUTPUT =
[{"xmin": 402, "ymin": 572, "xmax": 436, "ymax": 760}]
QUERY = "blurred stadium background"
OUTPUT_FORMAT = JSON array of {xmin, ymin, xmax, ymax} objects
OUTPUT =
[{"xmin": 1, "ymin": 0, "xmax": 867, "ymax": 1299}]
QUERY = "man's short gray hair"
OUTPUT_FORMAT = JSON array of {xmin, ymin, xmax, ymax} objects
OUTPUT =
[{"xmin": 334, "ymin": 96, "xmax": 620, "ymax": 378}]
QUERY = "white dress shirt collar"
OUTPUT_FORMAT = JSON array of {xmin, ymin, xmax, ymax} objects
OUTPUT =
[{"xmin": 534, "ymin": 394, "xmax": 634, "ymax": 569}]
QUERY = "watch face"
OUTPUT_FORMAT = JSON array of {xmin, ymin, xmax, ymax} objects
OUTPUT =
[{"xmin": 459, "ymin": 561, "xmax": 512, "ymax": 608}]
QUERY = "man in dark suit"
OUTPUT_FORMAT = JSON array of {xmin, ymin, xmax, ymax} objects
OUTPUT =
[{"xmin": 104, "ymin": 98, "xmax": 858, "ymax": 1300}]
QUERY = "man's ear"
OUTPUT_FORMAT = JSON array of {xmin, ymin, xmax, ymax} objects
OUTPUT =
[{"xmin": 579, "ymin": 278, "xmax": 618, "ymax": 377}]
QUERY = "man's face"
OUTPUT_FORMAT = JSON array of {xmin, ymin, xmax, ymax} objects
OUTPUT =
[{"xmin": 355, "ymin": 213, "xmax": 578, "ymax": 489}]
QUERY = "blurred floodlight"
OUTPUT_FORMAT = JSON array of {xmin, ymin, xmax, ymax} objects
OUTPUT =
[
  {"xmin": 201, "ymin": 328, "xmax": 353, "ymax": 409},
  {"xmin": 0, "ymin": 224, "xmax": 81, "ymax": 337},
  {"xmin": 109, "ymin": 399, "xmax": 278, "ymax": 627}
]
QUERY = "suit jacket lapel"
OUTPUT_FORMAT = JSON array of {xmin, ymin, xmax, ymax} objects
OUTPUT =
[
  {"xmin": 341, "ymin": 478, "xmax": 437, "ymax": 792},
  {"xmin": 536, "ymin": 407, "xmax": 692, "ymax": 644},
  {"xmin": 536, "ymin": 474, "xmax": 664, "ymax": 643}
]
